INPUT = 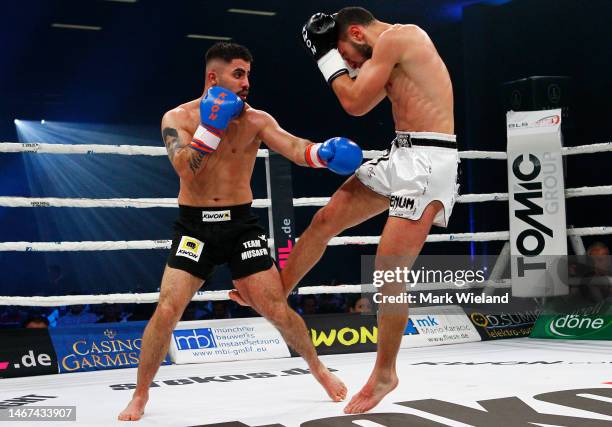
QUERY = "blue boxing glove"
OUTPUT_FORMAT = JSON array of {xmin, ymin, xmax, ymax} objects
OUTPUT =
[
  {"xmin": 190, "ymin": 86, "xmax": 244, "ymax": 154},
  {"xmin": 305, "ymin": 137, "xmax": 363, "ymax": 175}
]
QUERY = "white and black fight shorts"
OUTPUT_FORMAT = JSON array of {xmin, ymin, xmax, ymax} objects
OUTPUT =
[{"xmin": 355, "ymin": 131, "xmax": 460, "ymax": 227}]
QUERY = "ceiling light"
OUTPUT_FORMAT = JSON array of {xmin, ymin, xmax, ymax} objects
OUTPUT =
[
  {"xmin": 51, "ymin": 23, "xmax": 102, "ymax": 31},
  {"xmin": 186, "ymin": 34, "xmax": 232, "ymax": 41},
  {"xmin": 228, "ymin": 8, "xmax": 276, "ymax": 17}
]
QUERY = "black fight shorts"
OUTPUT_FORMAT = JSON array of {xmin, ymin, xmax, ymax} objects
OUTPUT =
[{"xmin": 167, "ymin": 203, "xmax": 273, "ymax": 281}]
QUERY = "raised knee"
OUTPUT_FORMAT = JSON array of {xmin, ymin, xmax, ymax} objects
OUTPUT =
[{"xmin": 312, "ymin": 206, "xmax": 343, "ymax": 238}]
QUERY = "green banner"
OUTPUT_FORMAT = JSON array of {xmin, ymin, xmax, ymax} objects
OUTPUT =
[{"xmin": 530, "ymin": 301, "xmax": 612, "ymax": 340}]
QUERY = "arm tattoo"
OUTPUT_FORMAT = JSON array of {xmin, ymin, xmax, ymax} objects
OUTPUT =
[
  {"xmin": 162, "ymin": 127, "xmax": 182, "ymax": 161},
  {"xmin": 163, "ymin": 126, "xmax": 205, "ymax": 175},
  {"xmin": 188, "ymin": 151, "xmax": 205, "ymax": 175}
]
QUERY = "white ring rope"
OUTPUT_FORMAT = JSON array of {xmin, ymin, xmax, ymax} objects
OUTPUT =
[
  {"xmin": 1, "ymin": 141, "xmax": 611, "ymax": 159},
  {"xmin": 1, "ymin": 185, "xmax": 610, "ymax": 209},
  {"xmin": 0, "ymin": 226, "xmax": 609, "ymax": 252},
  {"xmin": 0, "ymin": 282, "xmax": 509, "ymax": 307},
  {"xmin": 0, "ymin": 142, "xmax": 269, "ymax": 158},
  {"xmin": 4, "ymin": 277, "xmax": 610, "ymax": 306},
  {"xmin": 1, "ymin": 141, "xmax": 610, "ymax": 306},
  {"xmin": 0, "ymin": 197, "xmax": 180, "ymax": 209},
  {"xmin": 0, "ymin": 240, "xmax": 172, "ymax": 252}
]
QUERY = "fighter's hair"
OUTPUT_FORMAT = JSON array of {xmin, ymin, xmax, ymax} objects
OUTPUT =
[
  {"xmin": 334, "ymin": 6, "xmax": 376, "ymax": 39},
  {"xmin": 23, "ymin": 315, "xmax": 49, "ymax": 328},
  {"xmin": 205, "ymin": 42, "xmax": 253, "ymax": 66},
  {"xmin": 587, "ymin": 241, "xmax": 609, "ymax": 253},
  {"xmin": 347, "ymin": 294, "xmax": 369, "ymax": 310}
]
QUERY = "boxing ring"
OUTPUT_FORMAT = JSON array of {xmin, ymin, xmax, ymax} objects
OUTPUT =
[{"xmin": 0, "ymin": 140, "xmax": 611, "ymax": 426}]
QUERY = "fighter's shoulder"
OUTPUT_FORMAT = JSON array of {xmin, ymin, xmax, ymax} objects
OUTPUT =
[
  {"xmin": 241, "ymin": 107, "xmax": 276, "ymax": 131},
  {"xmin": 378, "ymin": 24, "xmax": 426, "ymax": 48},
  {"xmin": 162, "ymin": 100, "xmax": 198, "ymax": 126}
]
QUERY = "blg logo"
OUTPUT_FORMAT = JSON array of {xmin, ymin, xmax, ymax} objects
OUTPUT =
[
  {"xmin": 547, "ymin": 315, "xmax": 611, "ymax": 338},
  {"xmin": 173, "ymin": 328, "xmax": 217, "ymax": 351}
]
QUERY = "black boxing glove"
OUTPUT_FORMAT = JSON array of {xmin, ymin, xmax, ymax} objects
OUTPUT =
[{"xmin": 301, "ymin": 13, "xmax": 349, "ymax": 84}]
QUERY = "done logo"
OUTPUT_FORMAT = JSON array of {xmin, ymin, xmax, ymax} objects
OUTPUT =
[
  {"xmin": 547, "ymin": 314, "xmax": 611, "ymax": 338},
  {"xmin": 176, "ymin": 236, "xmax": 204, "ymax": 262},
  {"xmin": 173, "ymin": 328, "xmax": 217, "ymax": 351}
]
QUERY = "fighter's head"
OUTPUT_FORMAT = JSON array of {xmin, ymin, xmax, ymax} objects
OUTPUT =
[
  {"xmin": 334, "ymin": 7, "xmax": 376, "ymax": 69},
  {"xmin": 205, "ymin": 42, "xmax": 253, "ymax": 101},
  {"xmin": 587, "ymin": 241, "xmax": 611, "ymax": 273}
]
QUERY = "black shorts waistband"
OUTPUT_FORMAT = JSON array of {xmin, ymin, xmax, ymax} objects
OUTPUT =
[
  {"xmin": 393, "ymin": 133, "xmax": 457, "ymax": 149},
  {"xmin": 178, "ymin": 203, "xmax": 253, "ymax": 222}
]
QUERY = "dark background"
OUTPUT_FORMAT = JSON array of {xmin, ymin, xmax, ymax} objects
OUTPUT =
[{"xmin": 0, "ymin": 0, "xmax": 610, "ymax": 296}]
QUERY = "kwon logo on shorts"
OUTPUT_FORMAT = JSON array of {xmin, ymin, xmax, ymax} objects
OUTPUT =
[
  {"xmin": 202, "ymin": 210, "xmax": 231, "ymax": 222},
  {"xmin": 176, "ymin": 236, "xmax": 204, "ymax": 262}
]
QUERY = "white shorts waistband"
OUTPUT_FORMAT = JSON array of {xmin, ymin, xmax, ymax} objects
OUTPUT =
[{"xmin": 395, "ymin": 131, "xmax": 456, "ymax": 142}]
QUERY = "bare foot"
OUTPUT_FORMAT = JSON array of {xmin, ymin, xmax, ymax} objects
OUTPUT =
[
  {"xmin": 118, "ymin": 395, "xmax": 148, "ymax": 421},
  {"xmin": 311, "ymin": 366, "xmax": 348, "ymax": 402},
  {"xmin": 344, "ymin": 373, "xmax": 398, "ymax": 414}
]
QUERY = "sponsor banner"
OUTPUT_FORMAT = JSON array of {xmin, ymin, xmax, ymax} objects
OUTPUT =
[
  {"xmin": 49, "ymin": 321, "xmax": 170, "ymax": 373},
  {"xmin": 0, "ymin": 329, "xmax": 58, "ymax": 378},
  {"xmin": 170, "ymin": 318, "xmax": 290, "ymax": 364},
  {"xmin": 506, "ymin": 109, "xmax": 568, "ymax": 297},
  {"xmin": 265, "ymin": 152, "xmax": 296, "ymax": 268},
  {"xmin": 463, "ymin": 295, "xmax": 541, "ymax": 340},
  {"xmin": 304, "ymin": 307, "xmax": 478, "ymax": 355},
  {"xmin": 466, "ymin": 307, "xmax": 541, "ymax": 340},
  {"xmin": 302, "ymin": 314, "xmax": 378, "ymax": 356},
  {"xmin": 401, "ymin": 305, "xmax": 481, "ymax": 348},
  {"xmin": 530, "ymin": 301, "xmax": 612, "ymax": 340}
]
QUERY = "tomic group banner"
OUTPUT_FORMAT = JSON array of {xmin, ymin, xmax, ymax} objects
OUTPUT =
[
  {"xmin": 170, "ymin": 317, "xmax": 291, "ymax": 364},
  {"xmin": 506, "ymin": 109, "xmax": 568, "ymax": 297}
]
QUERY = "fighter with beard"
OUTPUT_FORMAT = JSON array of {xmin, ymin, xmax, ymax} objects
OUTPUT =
[
  {"xmin": 285, "ymin": 7, "xmax": 459, "ymax": 413},
  {"xmin": 118, "ymin": 41, "xmax": 364, "ymax": 421}
]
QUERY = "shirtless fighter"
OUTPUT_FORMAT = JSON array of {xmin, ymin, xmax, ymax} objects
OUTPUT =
[
  {"xmin": 118, "ymin": 42, "xmax": 362, "ymax": 421},
  {"xmin": 288, "ymin": 7, "xmax": 459, "ymax": 413}
]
